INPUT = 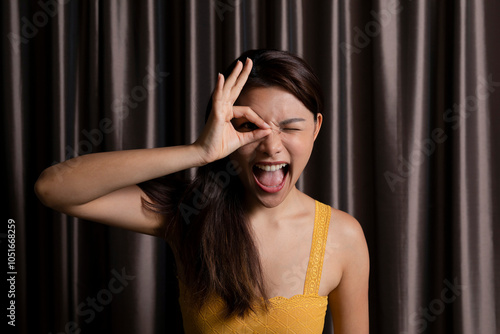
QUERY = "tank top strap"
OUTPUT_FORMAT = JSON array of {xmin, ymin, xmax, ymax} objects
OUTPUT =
[{"xmin": 303, "ymin": 201, "xmax": 332, "ymax": 295}]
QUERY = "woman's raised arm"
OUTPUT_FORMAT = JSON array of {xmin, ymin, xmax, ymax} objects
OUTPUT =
[
  {"xmin": 35, "ymin": 58, "xmax": 271, "ymax": 237},
  {"xmin": 34, "ymin": 145, "xmax": 207, "ymax": 236}
]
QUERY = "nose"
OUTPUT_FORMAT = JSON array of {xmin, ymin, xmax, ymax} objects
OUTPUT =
[{"xmin": 257, "ymin": 127, "xmax": 283, "ymax": 157}]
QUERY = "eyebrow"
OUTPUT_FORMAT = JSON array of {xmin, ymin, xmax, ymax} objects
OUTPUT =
[{"xmin": 278, "ymin": 118, "xmax": 306, "ymax": 126}]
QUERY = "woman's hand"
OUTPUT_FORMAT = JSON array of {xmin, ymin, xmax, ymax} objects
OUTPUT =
[{"xmin": 194, "ymin": 58, "xmax": 272, "ymax": 164}]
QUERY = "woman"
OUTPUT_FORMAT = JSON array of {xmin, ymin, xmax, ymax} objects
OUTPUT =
[{"xmin": 35, "ymin": 49, "xmax": 369, "ymax": 333}]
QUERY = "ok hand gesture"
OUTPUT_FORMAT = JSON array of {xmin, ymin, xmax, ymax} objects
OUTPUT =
[{"xmin": 194, "ymin": 58, "xmax": 272, "ymax": 164}]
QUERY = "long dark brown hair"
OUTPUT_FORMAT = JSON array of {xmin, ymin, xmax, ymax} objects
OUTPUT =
[{"xmin": 140, "ymin": 49, "xmax": 324, "ymax": 318}]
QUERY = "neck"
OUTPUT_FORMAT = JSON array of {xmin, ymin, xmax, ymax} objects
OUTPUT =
[{"xmin": 243, "ymin": 187, "xmax": 306, "ymax": 227}]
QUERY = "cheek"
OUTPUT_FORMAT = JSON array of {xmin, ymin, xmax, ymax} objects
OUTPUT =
[
  {"xmin": 281, "ymin": 134, "xmax": 314, "ymax": 157},
  {"xmin": 237, "ymin": 142, "xmax": 258, "ymax": 156},
  {"xmin": 230, "ymin": 143, "xmax": 257, "ymax": 165}
]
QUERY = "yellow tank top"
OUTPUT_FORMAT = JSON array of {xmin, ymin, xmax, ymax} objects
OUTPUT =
[{"xmin": 178, "ymin": 201, "xmax": 332, "ymax": 333}]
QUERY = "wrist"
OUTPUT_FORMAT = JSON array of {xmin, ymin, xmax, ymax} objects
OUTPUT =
[{"xmin": 189, "ymin": 143, "xmax": 213, "ymax": 167}]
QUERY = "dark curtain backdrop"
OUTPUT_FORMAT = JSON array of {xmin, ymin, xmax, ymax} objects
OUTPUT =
[{"xmin": 2, "ymin": 0, "xmax": 499, "ymax": 333}]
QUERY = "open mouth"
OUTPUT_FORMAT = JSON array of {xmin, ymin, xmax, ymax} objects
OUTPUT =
[{"xmin": 252, "ymin": 163, "xmax": 289, "ymax": 193}]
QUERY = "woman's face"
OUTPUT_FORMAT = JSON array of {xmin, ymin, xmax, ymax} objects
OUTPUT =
[{"xmin": 229, "ymin": 86, "xmax": 322, "ymax": 208}]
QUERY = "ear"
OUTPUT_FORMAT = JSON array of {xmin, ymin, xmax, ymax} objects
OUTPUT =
[{"xmin": 313, "ymin": 113, "xmax": 323, "ymax": 141}]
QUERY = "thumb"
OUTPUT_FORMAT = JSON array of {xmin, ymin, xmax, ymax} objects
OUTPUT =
[{"xmin": 239, "ymin": 128, "xmax": 272, "ymax": 146}]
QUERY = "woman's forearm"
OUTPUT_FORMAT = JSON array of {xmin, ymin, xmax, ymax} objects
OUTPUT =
[{"xmin": 34, "ymin": 144, "xmax": 206, "ymax": 209}]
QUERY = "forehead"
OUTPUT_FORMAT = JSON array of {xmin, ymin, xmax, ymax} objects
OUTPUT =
[{"xmin": 237, "ymin": 87, "xmax": 313, "ymax": 120}]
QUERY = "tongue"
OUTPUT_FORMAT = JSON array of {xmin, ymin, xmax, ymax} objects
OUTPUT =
[{"xmin": 253, "ymin": 167, "xmax": 285, "ymax": 187}]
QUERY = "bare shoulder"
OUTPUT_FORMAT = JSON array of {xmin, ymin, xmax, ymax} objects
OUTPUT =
[
  {"xmin": 328, "ymin": 207, "xmax": 367, "ymax": 250},
  {"xmin": 324, "ymin": 206, "xmax": 369, "ymax": 282},
  {"xmin": 326, "ymin": 207, "xmax": 370, "ymax": 332}
]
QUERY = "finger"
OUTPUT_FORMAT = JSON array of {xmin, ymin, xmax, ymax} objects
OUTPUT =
[
  {"xmin": 238, "ymin": 128, "xmax": 272, "ymax": 146},
  {"xmin": 223, "ymin": 60, "xmax": 244, "ymax": 96},
  {"xmin": 232, "ymin": 106, "xmax": 271, "ymax": 129},
  {"xmin": 230, "ymin": 58, "xmax": 252, "ymax": 100},
  {"xmin": 212, "ymin": 73, "xmax": 225, "ymax": 103}
]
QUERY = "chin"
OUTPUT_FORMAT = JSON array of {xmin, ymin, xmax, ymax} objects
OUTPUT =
[
  {"xmin": 252, "ymin": 192, "xmax": 289, "ymax": 208},
  {"xmin": 245, "ymin": 175, "xmax": 298, "ymax": 209}
]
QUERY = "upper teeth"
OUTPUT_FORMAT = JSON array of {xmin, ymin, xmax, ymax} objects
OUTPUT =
[{"xmin": 255, "ymin": 163, "xmax": 288, "ymax": 172}]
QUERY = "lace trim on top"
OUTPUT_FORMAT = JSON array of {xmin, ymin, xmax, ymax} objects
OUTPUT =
[{"xmin": 303, "ymin": 200, "xmax": 331, "ymax": 295}]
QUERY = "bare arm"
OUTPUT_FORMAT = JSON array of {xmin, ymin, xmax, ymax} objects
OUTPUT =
[
  {"xmin": 328, "ymin": 211, "xmax": 370, "ymax": 333},
  {"xmin": 35, "ymin": 58, "xmax": 271, "ymax": 237},
  {"xmin": 34, "ymin": 145, "xmax": 206, "ymax": 236},
  {"xmin": 35, "ymin": 145, "xmax": 206, "ymax": 209}
]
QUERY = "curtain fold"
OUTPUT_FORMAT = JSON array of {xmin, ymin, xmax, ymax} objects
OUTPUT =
[
  {"xmin": 3, "ymin": 0, "xmax": 499, "ymax": 333},
  {"xmin": 452, "ymin": 1, "xmax": 496, "ymax": 333}
]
